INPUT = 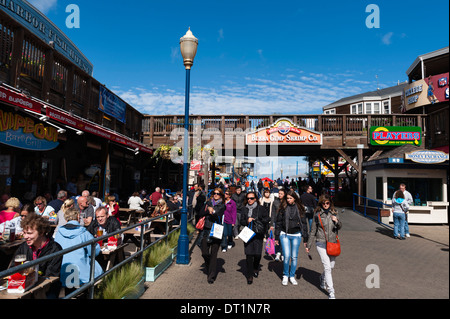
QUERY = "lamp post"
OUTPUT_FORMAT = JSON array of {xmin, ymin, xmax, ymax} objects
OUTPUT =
[{"xmin": 177, "ymin": 28, "xmax": 198, "ymax": 265}]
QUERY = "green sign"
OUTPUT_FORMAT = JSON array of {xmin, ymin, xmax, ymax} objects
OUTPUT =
[{"xmin": 370, "ymin": 126, "xmax": 422, "ymax": 146}]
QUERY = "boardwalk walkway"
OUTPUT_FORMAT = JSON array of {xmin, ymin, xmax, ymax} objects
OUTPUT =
[{"xmin": 141, "ymin": 208, "xmax": 448, "ymax": 300}]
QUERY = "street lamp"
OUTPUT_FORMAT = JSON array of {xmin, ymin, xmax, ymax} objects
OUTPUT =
[{"xmin": 177, "ymin": 28, "xmax": 198, "ymax": 265}]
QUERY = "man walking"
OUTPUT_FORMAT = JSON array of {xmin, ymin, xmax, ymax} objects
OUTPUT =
[{"xmin": 400, "ymin": 183, "xmax": 413, "ymax": 238}]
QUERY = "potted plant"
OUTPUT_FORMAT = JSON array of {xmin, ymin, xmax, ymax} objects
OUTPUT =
[
  {"xmin": 94, "ymin": 262, "xmax": 145, "ymax": 299},
  {"xmin": 144, "ymin": 241, "xmax": 173, "ymax": 282}
]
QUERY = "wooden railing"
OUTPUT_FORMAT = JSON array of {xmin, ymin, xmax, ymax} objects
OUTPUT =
[{"xmin": 143, "ymin": 114, "xmax": 427, "ymax": 149}]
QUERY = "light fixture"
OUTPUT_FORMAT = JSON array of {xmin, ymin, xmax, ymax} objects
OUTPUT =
[
  {"xmin": 39, "ymin": 115, "xmax": 49, "ymax": 122},
  {"xmin": 177, "ymin": 27, "xmax": 198, "ymax": 265}
]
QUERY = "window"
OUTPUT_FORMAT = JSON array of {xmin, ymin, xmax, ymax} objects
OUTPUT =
[
  {"xmin": 373, "ymin": 102, "xmax": 380, "ymax": 114},
  {"xmin": 365, "ymin": 102, "xmax": 381, "ymax": 114},
  {"xmin": 324, "ymin": 109, "xmax": 336, "ymax": 114},
  {"xmin": 382, "ymin": 100, "xmax": 390, "ymax": 114},
  {"xmin": 351, "ymin": 103, "xmax": 363, "ymax": 114},
  {"xmin": 387, "ymin": 177, "xmax": 443, "ymax": 204}
]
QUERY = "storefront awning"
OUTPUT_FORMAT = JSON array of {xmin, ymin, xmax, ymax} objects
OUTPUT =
[{"xmin": 0, "ymin": 83, "xmax": 152, "ymax": 154}]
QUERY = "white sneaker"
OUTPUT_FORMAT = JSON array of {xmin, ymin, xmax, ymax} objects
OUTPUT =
[
  {"xmin": 222, "ymin": 249, "xmax": 226, "ymax": 253},
  {"xmin": 228, "ymin": 245, "xmax": 232, "ymax": 250},
  {"xmin": 282, "ymin": 276, "xmax": 288, "ymax": 286},
  {"xmin": 275, "ymin": 252, "xmax": 281, "ymax": 261},
  {"xmin": 289, "ymin": 277, "xmax": 298, "ymax": 285},
  {"xmin": 328, "ymin": 292, "xmax": 336, "ymax": 299},
  {"xmin": 405, "ymin": 233, "xmax": 410, "ymax": 238}
]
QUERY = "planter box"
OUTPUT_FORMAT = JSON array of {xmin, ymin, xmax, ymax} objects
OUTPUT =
[
  {"xmin": 171, "ymin": 246, "xmax": 177, "ymax": 259},
  {"xmin": 145, "ymin": 255, "xmax": 173, "ymax": 282},
  {"xmin": 122, "ymin": 276, "xmax": 145, "ymax": 299}
]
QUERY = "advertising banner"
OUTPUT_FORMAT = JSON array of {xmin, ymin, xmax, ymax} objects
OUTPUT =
[
  {"xmin": 370, "ymin": 126, "xmax": 422, "ymax": 146},
  {"xmin": 402, "ymin": 72, "xmax": 449, "ymax": 112},
  {"xmin": 99, "ymin": 86, "xmax": 126, "ymax": 124}
]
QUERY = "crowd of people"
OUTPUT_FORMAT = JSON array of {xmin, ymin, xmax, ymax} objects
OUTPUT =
[
  {"xmin": 193, "ymin": 180, "xmax": 342, "ymax": 299},
  {"xmin": 0, "ymin": 189, "xmax": 124, "ymax": 298},
  {"xmin": 0, "ymin": 177, "xmax": 412, "ymax": 299}
]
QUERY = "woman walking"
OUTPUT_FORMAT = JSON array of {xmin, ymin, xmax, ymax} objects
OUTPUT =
[
  {"xmin": 274, "ymin": 190, "xmax": 308, "ymax": 286},
  {"xmin": 199, "ymin": 188, "xmax": 225, "ymax": 284},
  {"xmin": 240, "ymin": 191, "xmax": 270, "ymax": 284},
  {"xmin": 306, "ymin": 194, "xmax": 342, "ymax": 299},
  {"xmin": 270, "ymin": 187, "xmax": 286, "ymax": 261}
]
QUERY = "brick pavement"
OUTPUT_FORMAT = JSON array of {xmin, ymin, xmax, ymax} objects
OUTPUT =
[{"xmin": 141, "ymin": 208, "xmax": 449, "ymax": 300}]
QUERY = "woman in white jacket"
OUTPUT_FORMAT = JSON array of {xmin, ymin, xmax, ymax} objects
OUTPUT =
[{"xmin": 392, "ymin": 190, "xmax": 409, "ymax": 240}]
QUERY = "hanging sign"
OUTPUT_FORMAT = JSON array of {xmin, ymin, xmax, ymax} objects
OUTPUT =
[
  {"xmin": 0, "ymin": 110, "xmax": 59, "ymax": 151},
  {"xmin": 246, "ymin": 118, "xmax": 322, "ymax": 145},
  {"xmin": 405, "ymin": 150, "xmax": 449, "ymax": 164},
  {"xmin": 370, "ymin": 126, "xmax": 422, "ymax": 146}
]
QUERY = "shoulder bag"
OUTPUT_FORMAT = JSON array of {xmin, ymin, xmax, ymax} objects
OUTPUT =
[{"xmin": 318, "ymin": 213, "xmax": 341, "ymax": 257}]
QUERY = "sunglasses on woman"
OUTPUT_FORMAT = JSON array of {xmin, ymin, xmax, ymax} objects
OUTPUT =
[
  {"xmin": 323, "ymin": 201, "xmax": 330, "ymax": 205},
  {"xmin": 247, "ymin": 197, "xmax": 256, "ymax": 200},
  {"xmin": 213, "ymin": 192, "xmax": 221, "ymax": 195}
]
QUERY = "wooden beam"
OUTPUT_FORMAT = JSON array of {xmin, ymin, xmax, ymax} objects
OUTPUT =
[{"xmin": 336, "ymin": 149, "xmax": 360, "ymax": 172}]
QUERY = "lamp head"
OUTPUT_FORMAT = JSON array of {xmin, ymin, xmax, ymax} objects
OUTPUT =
[{"xmin": 180, "ymin": 28, "xmax": 198, "ymax": 70}]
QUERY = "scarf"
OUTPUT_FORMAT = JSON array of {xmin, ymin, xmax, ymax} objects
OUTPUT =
[
  {"xmin": 212, "ymin": 198, "xmax": 222, "ymax": 206},
  {"xmin": 192, "ymin": 191, "xmax": 198, "ymax": 209},
  {"xmin": 246, "ymin": 202, "xmax": 258, "ymax": 218}
]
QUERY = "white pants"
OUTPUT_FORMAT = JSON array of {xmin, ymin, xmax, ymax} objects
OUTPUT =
[{"xmin": 316, "ymin": 241, "xmax": 336, "ymax": 294}]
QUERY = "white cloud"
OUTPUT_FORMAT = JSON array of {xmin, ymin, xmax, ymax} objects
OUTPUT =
[
  {"xmin": 115, "ymin": 72, "xmax": 378, "ymax": 116},
  {"xmin": 28, "ymin": 0, "xmax": 57, "ymax": 14},
  {"xmin": 382, "ymin": 32, "xmax": 394, "ymax": 45},
  {"xmin": 217, "ymin": 29, "xmax": 224, "ymax": 42}
]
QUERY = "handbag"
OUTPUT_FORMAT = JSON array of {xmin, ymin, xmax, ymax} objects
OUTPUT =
[
  {"xmin": 196, "ymin": 216, "xmax": 205, "ymax": 230},
  {"xmin": 238, "ymin": 221, "xmax": 255, "ymax": 243},
  {"xmin": 209, "ymin": 216, "xmax": 224, "ymax": 239},
  {"xmin": 253, "ymin": 218, "xmax": 266, "ymax": 236},
  {"xmin": 318, "ymin": 213, "xmax": 341, "ymax": 257},
  {"xmin": 265, "ymin": 230, "xmax": 276, "ymax": 255}
]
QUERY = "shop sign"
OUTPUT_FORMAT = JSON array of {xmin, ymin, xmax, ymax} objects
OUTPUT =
[
  {"xmin": 246, "ymin": 118, "xmax": 322, "ymax": 145},
  {"xmin": 401, "ymin": 72, "xmax": 449, "ymax": 112},
  {"xmin": 405, "ymin": 150, "xmax": 449, "ymax": 164},
  {"xmin": 370, "ymin": 126, "xmax": 422, "ymax": 146},
  {"xmin": 0, "ymin": 110, "xmax": 59, "ymax": 151},
  {"xmin": 0, "ymin": 86, "xmax": 42, "ymax": 114}
]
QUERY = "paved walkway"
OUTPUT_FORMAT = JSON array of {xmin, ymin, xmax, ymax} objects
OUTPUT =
[{"xmin": 141, "ymin": 208, "xmax": 449, "ymax": 300}]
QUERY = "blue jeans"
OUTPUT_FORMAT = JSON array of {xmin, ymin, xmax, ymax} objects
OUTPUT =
[
  {"xmin": 393, "ymin": 212, "xmax": 406, "ymax": 238},
  {"xmin": 280, "ymin": 232, "xmax": 301, "ymax": 277},
  {"xmin": 221, "ymin": 223, "xmax": 234, "ymax": 250}
]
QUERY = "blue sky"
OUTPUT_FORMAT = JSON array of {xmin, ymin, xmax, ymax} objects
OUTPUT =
[
  {"xmin": 27, "ymin": 0, "xmax": 449, "ymax": 178},
  {"xmin": 30, "ymin": 0, "xmax": 449, "ymax": 117}
]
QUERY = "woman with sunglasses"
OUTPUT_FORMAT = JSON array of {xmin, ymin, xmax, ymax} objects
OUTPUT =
[
  {"xmin": 199, "ymin": 188, "xmax": 225, "ymax": 284},
  {"xmin": 306, "ymin": 194, "xmax": 342, "ymax": 299},
  {"xmin": 274, "ymin": 190, "xmax": 308, "ymax": 286},
  {"xmin": 239, "ymin": 191, "xmax": 270, "ymax": 284}
]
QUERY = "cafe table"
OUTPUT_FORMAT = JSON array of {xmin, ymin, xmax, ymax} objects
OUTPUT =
[
  {"xmin": 0, "ymin": 276, "xmax": 59, "ymax": 299},
  {"xmin": 98, "ymin": 243, "xmax": 129, "ymax": 271}
]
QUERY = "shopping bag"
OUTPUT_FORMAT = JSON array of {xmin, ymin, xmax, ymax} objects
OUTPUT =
[
  {"xmin": 265, "ymin": 230, "xmax": 276, "ymax": 255},
  {"xmin": 209, "ymin": 217, "xmax": 224, "ymax": 239},
  {"xmin": 238, "ymin": 222, "xmax": 255, "ymax": 243}
]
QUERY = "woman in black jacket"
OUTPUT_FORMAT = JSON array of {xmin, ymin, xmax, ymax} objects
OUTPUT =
[
  {"xmin": 239, "ymin": 191, "xmax": 270, "ymax": 284},
  {"xmin": 199, "ymin": 188, "xmax": 225, "ymax": 284},
  {"xmin": 274, "ymin": 189, "xmax": 308, "ymax": 286},
  {"xmin": 12, "ymin": 214, "xmax": 63, "ymax": 298}
]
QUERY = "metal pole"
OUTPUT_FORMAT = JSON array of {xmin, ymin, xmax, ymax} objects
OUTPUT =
[{"xmin": 177, "ymin": 68, "xmax": 191, "ymax": 264}]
